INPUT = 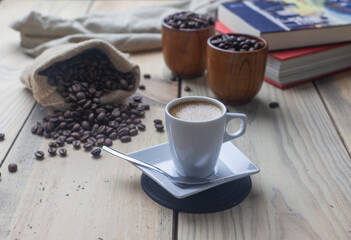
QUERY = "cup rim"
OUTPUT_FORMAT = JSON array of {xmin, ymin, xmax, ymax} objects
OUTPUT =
[
  {"xmin": 207, "ymin": 33, "xmax": 268, "ymax": 53},
  {"xmin": 165, "ymin": 96, "xmax": 227, "ymax": 123},
  {"xmin": 162, "ymin": 18, "xmax": 215, "ymax": 32}
]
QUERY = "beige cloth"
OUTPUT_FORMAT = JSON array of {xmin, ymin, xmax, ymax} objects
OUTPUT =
[
  {"xmin": 11, "ymin": 0, "xmax": 229, "ymax": 57},
  {"xmin": 21, "ymin": 39, "xmax": 140, "ymax": 109}
]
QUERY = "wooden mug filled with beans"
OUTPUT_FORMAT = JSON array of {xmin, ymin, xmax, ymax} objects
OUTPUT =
[
  {"xmin": 162, "ymin": 11, "xmax": 215, "ymax": 78},
  {"xmin": 207, "ymin": 34, "xmax": 268, "ymax": 105}
]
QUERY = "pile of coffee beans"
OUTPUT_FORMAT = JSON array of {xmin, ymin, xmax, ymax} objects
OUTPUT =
[
  {"xmin": 40, "ymin": 49, "xmax": 136, "ymax": 102},
  {"xmin": 164, "ymin": 11, "xmax": 214, "ymax": 30},
  {"xmin": 210, "ymin": 34, "xmax": 265, "ymax": 52},
  {"xmin": 32, "ymin": 49, "xmax": 150, "ymax": 157},
  {"xmin": 31, "ymin": 99, "xmax": 150, "ymax": 152}
]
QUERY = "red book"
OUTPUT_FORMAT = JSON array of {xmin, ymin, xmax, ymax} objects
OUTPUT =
[{"xmin": 215, "ymin": 21, "xmax": 351, "ymax": 89}]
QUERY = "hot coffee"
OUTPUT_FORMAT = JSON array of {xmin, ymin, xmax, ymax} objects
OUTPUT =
[{"xmin": 169, "ymin": 101, "xmax": 222, "ymax": 122}]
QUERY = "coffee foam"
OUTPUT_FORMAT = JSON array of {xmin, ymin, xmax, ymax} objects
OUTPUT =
[{"xmin": 169, "ymin": 101, "xmax": 222, "ymax": 122}]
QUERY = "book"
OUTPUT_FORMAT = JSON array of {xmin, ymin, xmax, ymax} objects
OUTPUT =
[
  {"xmin": 216, "ymin": 21, "xmax": 351, "ymax": 89},
  {"xmin": 218, "ymin": 0, "xmax": 351, "ymax": 50}
]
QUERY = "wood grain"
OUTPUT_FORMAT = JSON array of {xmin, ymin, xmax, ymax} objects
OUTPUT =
[
  {"xmin": 178, "ymin": 77, "xmax": 351, "ymax": 240},
  {"xmin": 207, "ymin": 34, "xmax": 268, "ymax": 105},
  {"xmin": 162, "ymin": 22, "xmax": 215, "ymax": 77},
  {"xmin": 315, "ymin": 70, "xmax": 351, "ymax": 156}
]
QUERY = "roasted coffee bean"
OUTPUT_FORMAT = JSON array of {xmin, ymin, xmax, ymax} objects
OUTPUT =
[
  {"xmin": 91, "ymin": 148, "xmax": 101, "ymax": 157},
  {"xmin": 56, "ymin": 137, "xmax": 65, "ymax": 146},
  {"xmin": 97, "ymin": 138, "xmax": 105, "ymax": 146},
  {"xmin": 72, "ymin": 140, "xmax": 81, "ymax": 148},
  {"xmin": 31, "ymin": 125, "xmax": 38, "ymax": 134},
  {"xmin": 71, "ymin": 132, "xmax": 81, "ymax": 139},
  {"xmin": 8, "ymin": 163, "xmax": 18, "ymax": 173},
  {"xmin": 34, "ymin": 151, "xmax": 45, "ymax": 160},
  {"xmin": 83, "ymin": 142, "xmax": 94, "ymax": 150},
  {"xmin": 66, "ymin": 136, "xmax": 75, "ymax": 144},
  {"xmin": 269, "ymin": 102, "xmax": 279, "ymax": 109},
  {"xmin": 155, "ymin": 124, "xmax": 164, "ymax": 131},
  {"xmin": 129, "ymin": 129, "xmax": 138, "ymax": 136},
  {"xmin": 153, "ymin": 119, "xmax": 162, "ymax": 124},
  {"xmin": 121, "ymin": 136, "xmax": 131, "ymax": 143},
  {"xmin": 164, "ymin": 11, "xmax": 214, "ymax": 30},
  {"xmin": 48, "ymin": 147, "xmax": 57, "ymax": 155},
  {"xmin": 184, "ymin": 86, "xmax": 191, "ymax": 92},
  {"xmin": 138, "ymin": 85, "xmax": 145, "ymax": 90},
  {"xmin": 210, "ymin": 34, "xmax": 265, "ymax": 52},
  {"xmin": 133, "ymin": 96, "xmax": 142, "ymax": 102},
  {"xmin": 62, "ymin": 130, "xmax": 71, "ymax": 137},
  {"xmin": 80, "ymin": 134, "xmax": 90, "ymax": 142},
  {"xmin": 48, "ymin": 142, "xmax": 57, "ymax": 147},
  {"xmin": 0, "ymin": 133, "xmax": 5, "ymax": 141},
  {"xmin": 137, "ymin": 123, "xmax": 146, "ymax": 131},
  {"xmin": 143, "ymin": 74, "xmax": 151, "ymax": 79},
  {"xmin": 58, "ymin": 148, "xmax": 67, "ymax": 156},
  {"xmin": 97, "ymin": 112, "xmax": 106, "ymax": 122},
  {"xmin": 141, "ymin": 104, "xmax": 150, "ymax": 110},
  {"xmin": 104, "ymin": 138, "xmax": 113, "ymax": 146}
]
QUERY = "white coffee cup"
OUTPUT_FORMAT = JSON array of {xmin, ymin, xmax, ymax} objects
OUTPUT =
[{"xmin": 165, "ymin": 96, "xmax": 247, "ymax": 178}]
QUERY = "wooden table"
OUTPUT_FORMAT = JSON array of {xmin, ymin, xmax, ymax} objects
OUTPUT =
[{"xmin": 0, "ymin": 1, "xmax": 350, "ymax": 239}]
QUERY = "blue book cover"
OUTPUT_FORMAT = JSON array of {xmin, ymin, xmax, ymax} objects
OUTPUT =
[{"xmin": 221, "ymin": 0, "xmax": 351, "ymax": 33}]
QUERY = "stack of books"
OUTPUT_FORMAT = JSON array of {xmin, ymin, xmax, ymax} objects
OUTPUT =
[{"xmin": 216, "ymin": 0, "xmax": 351, "ymax": 89}]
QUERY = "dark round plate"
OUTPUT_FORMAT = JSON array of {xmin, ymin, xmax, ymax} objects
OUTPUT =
[{"xmin": 140, "ymin": 173, "xmax": 252, "ymax": 214}]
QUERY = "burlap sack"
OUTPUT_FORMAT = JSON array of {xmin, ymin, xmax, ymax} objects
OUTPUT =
[{"xmin": 21, "ymin": 39, "xmax": 140, "ymax": 109}]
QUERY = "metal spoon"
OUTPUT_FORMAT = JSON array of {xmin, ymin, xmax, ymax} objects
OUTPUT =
[{"xmin": 102, "ymin": 146, "xmax": 215, "ymax": 186}]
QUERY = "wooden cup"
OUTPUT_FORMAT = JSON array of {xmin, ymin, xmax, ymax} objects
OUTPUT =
[
  {"xmin": 207, "ymin": 34, "xmax": 268, "ymax": 105},
  {"xmin": 162, "ymin": 20, "xmax": 215, "ymax": 78}
]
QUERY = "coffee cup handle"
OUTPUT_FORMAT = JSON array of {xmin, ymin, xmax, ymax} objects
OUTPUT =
[{"xmin": 223, "ymin": 113, "xmax": 247, "ymax": 143}]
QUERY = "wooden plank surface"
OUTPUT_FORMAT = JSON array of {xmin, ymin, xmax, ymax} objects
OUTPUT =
[
  {"xmin": 0, "ymin": 1, "xmax": 177, "ymax": 239},
  {"xmin": 178, "ymin": 77, "xmax": 351, "ymax": 240},
  {"xmin": 315, "ymin": 70, "xmax": 351, "ymax": 156}
]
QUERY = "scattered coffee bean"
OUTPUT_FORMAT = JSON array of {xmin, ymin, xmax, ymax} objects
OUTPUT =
[
  {"xmin": 141, "ymin": 104, "xmax": 150, "ymax": 110},
  {"xmin": 48, "ymin": 147, "xmax": 57, "ymax": 155},
  {"xmin": 143, "ymin": 74, "xmax": 151, "ymax": 79},
  {"xmin": 269, "ymin": 102, "xmax": 279, "ymax": 109},
  {"xmin": 34, "ymin": 151, "xmax": 45, "ymax": 160},
  {"xmin": 153, "ymin": 119, "xmax": 162, "ymax": 124},
  {"xmin": 133, "ymin": 96, "xmax": 142, "ymax": 102},
  {"xmin": 164, "ymin": 11, "xmax": 214, "ymax": 30},
  {"xmin": 121, "ymin": 136, "xmax": 131, "ymax": 143},
  {"xmin": 91, "ymin": 148, "xmax": 101, "ymax": 157},
  {"xmin": 58, "ymin": 148, "xmax": 67, "ymax": 156},
  {"xmin": 8, "ymin": 163, "xmax": 17, "ymax": 173},
  {"xmin": 155, "ymin": 124, "xmax": 164, "ymax": 132},
  {"xmin": 137, "ymin": 123, "xmax": 146, "ymax": 131},
  {"xmin": 210, "ymin": 34, "xmax": 265, "ymax": 52},
  {"xmin": 184, "ymin": 86, "xmax": 191, "ymax": 92},
  {"xmin": 0, "ymin": 133, "xmax": 4, "ymax": 141},
  {"xmin": 138, "ymin": 85, "xmax": 145, "ymax": 90}
]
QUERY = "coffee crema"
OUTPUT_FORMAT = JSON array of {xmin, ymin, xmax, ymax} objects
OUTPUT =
[{"xmin": 169, "ymin": 101, "xmax": 222, "ymax": 122}]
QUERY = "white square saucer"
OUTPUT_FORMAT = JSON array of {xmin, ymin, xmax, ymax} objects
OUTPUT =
[{"xmin": 128, "ymin": 142, "xmax": 259, "ymax": 199}]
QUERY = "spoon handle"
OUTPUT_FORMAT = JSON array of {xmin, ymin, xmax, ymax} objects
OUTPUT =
[{"xmin": 102, "ymin": 146, "xmax": 168, "ymax": 176}]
